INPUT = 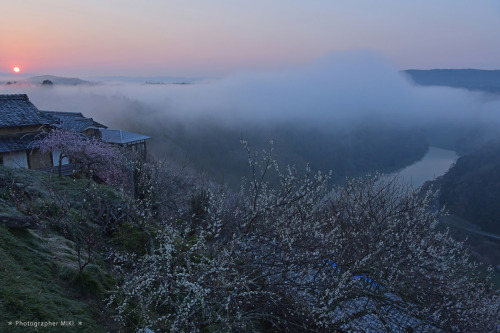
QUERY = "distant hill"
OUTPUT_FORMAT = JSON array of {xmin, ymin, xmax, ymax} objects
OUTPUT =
[
  {"xmin": 84, "ymin": 75, "xmax": 206, "ymax": 84},
  {"xmin": 404, "ymin": 69, "xmax": 500, "ymax": 93},
  {"xmin": 27, "ymin": 75, "xmax": 92, "ymax": 85}
]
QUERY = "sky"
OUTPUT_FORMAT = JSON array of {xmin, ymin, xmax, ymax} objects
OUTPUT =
[{"xmin": 2, "ymin": 0, "xmax": 500, "ymax": 77}]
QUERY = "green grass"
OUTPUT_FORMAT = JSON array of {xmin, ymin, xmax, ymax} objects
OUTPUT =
[
  {"xmin": 0, "ymin": 166, "xmax": 128, "ymax": 332},
  {"xmin": 0, "ymin": 165, "xmax": 124, "ymax": 204},
  {"xmin": 0, "ymin": 225, "xmax": 105, "ymax": 332}
]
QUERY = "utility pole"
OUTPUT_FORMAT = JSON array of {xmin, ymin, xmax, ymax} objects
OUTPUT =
[{"xmin": 129, "ymin": 161, "xmax": 134, "ymax": 198}]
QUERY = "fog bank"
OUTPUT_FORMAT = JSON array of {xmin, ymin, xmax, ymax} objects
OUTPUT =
[{"xmin": 2, "ymin": 50, "xmax": 500, "ymax": 145}]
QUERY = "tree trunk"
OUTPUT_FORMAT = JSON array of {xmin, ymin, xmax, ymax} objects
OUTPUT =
[{"xmin": 58, "ymin": 153, "xmax": 63, "ymax": 177}]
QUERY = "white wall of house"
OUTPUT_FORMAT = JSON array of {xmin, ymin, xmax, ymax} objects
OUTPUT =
[
  {"xmin": 51, "ymin": 150, "xmax": 69, "ymax": 166},
  {"xmin": 3, "ymin": 151, "xmax": 28, "ymax": 168}
]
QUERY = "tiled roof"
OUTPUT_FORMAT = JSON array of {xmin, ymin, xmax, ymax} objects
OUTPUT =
[
  {"xmin": 0, "ymin": 133, "xmax": 40, "ymax": 153},
  {"xmin": 0, "ymin": 94, "xmax": 51, "ymax": 128},
  {"xmin": 40, "ymin": 110, "xmax": 107, "ymax": 132},
  {"xmin": 0, "ymin": 94, "xmax": 151, "ymax": 156},
  {"xmin": 100, "ymin": 129, "xmax": 150, "ymax": 145}
]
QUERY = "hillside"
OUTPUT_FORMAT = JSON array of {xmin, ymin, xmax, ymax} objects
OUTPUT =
[
  {"xmin": 427, "ymin": 139, "xmax": 500, "ymax": 278},
  {"xmin": 437, "ymin": 139, "xmax": 500, "ymax": 235},
  {"xmin": 0, "ymin": 167, "xmax": 120, "ymax": 332},
  {"xmin": 145, "ymin": 120, "xmax": 429, "ymax": 188},
  {"xmin": 0, "ymin": 152, "xmax": 498, "ymax": 331},
  {"xmin": 404, "ymin": 69, "xmax": 500, "ymax": 93},
  {"xmin": 27, "ymin": 75, "xmax": 92, "ymax": 86}
]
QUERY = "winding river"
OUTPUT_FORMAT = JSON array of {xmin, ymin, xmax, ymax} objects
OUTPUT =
[{"xmin": 391, "ymin": 147, "xmax": 458, "ymax": 188}]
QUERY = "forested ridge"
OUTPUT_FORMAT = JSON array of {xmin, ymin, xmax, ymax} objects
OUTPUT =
[
  {"xmin": 437, "ymin": 139, "xmax": 500, "ymax": 235},
  {"xmin": 152, "ymin": 120, "xmax": 428, "ymax": 188},
  {"xmin": 405, "ymin": 69, "xmax": 500, "ymax": 93}
]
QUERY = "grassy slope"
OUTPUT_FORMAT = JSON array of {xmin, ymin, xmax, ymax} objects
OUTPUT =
[
  {"xmin": 0, "ymin": 226, "xmax": 105, "ymax": 332},
  {"xmin": 0, "ymin": 167, "xmax": 121, "ymax": 332}
]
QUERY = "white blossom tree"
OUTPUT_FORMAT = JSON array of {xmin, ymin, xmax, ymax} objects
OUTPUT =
[{"xmin": 108, "ymin": 141, "xmax": 500, "ymax": 332}]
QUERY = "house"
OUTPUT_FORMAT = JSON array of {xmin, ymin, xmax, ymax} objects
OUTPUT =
[
  {"xmin": 0, "ymin": 94, "xmax": 150, "ymax": 170},
  {"xmin": 40, "ymin": 111, "xmax": 150, "ymax": 152},
  {"xmin": 0, "ymin": 94, "xmax": 52, "ymax": 168},
  {"xmin": 40, "ymin": 110, "xmax": 107, "ymax": 138},
  {"xmin": 100, "ymin": 129, "xmax": 150, "ymax": 154}
]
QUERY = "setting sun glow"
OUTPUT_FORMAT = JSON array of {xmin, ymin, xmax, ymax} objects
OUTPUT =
[{"xmin": 13, "ymin": 66, "xmax": 20, "ymax": 73}]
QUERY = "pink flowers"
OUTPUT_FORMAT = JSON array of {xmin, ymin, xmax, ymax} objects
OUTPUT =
[{"xmin": 39, "ymin": 129, "xmax": 127, "ymax": 185}]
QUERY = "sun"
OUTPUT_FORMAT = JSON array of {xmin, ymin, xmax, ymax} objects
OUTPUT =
[{"xmin": 13, "ymin": 66, "xmax": 20, "ymax": 73}]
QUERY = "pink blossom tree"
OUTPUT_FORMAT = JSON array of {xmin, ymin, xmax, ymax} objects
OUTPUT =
[{"xmin": 38, "ymin": 128, "xmax": 127, "ymax": 185}]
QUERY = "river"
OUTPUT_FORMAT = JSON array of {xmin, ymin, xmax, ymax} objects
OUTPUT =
[{"xmin": 391, "ymin": 147, "xmax": 458, "ymax": 188}]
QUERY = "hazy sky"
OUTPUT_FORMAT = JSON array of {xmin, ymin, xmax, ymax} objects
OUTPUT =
[{"xmin": 2, "ymin": 0, "xmax": 500, "ymax": 77}]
